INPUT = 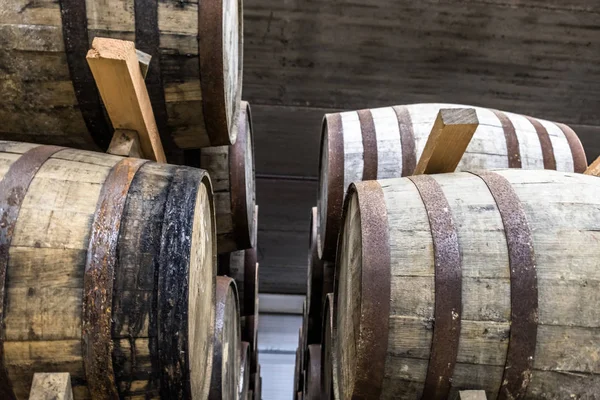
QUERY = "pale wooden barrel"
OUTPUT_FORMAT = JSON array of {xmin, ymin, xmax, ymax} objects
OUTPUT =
[
  {"xmin": 320, "ymin": 293, "xmax": 336, "ymax": 400},
  {"xmin": 251, "ymin": 365, "xmax": 261, "ymax": 400},
  {"xmin": 306, "ymin": 207, "xmax": 324, "ymax": 345},
  {"xmin": 0, "ymin": 141, "xmax": 216, "ymax": 399},
  {"xmin": 239, "ymin": 341, "xmax": 250, "ymax": 400},
  {"xmin": 318, "ymin": 103, "xmax": 588, "ymax": 261},
  {"xmin": 210, "ymin": 276, "xmax": 241, "ymax": 400},
  {"xmin": 335, "ymin": 169, "xmax": 600, "ymax": 399},
  {"xmin": 0, "ymin": 0, "xmax": 243, "ymax": 161},
  {"xmin": 191, "ymin": 101, "xmax": 256, "ymax": 253},
  {"xmin": 305, "ymin": 345, "xmax": 321, "ymax": 400}
]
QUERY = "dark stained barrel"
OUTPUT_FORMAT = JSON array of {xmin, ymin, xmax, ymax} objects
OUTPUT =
[
  {"xmin": 0, "ymin": 0, "xmax": 244, "ymax": 162},
  {"xmin": 0, "ymin": 141, "xmax": 216, "ymax": 399}
]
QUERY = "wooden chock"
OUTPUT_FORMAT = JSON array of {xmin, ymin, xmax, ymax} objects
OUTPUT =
[
  {"xmin": 413, "ymin": 108, "xmax": 479, "ymax": 175},
  {"xmin": 86, "ymin": 37, "xmax": 166, "ymax": 163},
  {"xmin": 107, "ymin": 129, "xmax": 143, "ymax": 158},
  {"xmin": 459, "ymin": 390, "xmax": 488, "ymax": 400},
  {"xmin": 29, "ymin": 373, "xmax": 73, "ymax": 400},
  {"xmin": 584, "ymin": 156, "xmax": 600, "ymax": 176}
]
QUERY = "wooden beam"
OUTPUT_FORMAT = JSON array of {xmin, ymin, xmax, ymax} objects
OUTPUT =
[
  {"xmin": 107, "ymin": 129, "xmax": 143, "ymax": 158},
  {"xmin": 86, "ymin": 37, "xmax": 166, "ymax": 163},
  {"xmin": 29, "ymin": 373, "xmax": 73, "ymax": 400},
  {"xmin": 584, "ymin": 156, "xmax": 600, "ymax": 176},
  {"xmin": 459, "ymin": 390, "xmax": 488, "ymax": 400},
  {"xmin": 410, "ymin": 108, "xmax": 479, "ymax": 175}
]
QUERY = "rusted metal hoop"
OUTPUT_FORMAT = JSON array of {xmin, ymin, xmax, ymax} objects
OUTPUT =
[
  {"xmin": 526, "ymin": 116, "xmax": 556, "ymax": 170},
  {"xmin": 134, "ymin": 0, "xmax": 182, "ymax": 164},
  {"xmin": 230, "ymin": 101, "xmax": 256, "ymax": 250},
  {"xmin": 492, "ymin": 109, "xmax": 522, "ymax": 168},
  {"xmin": 0, "ymin": 145, "xmax": 65, "ymax": 400},
  {"xmin": 392, "ymin": 105, "xmax": 417, "ymax": 176},
  {"xmin": 59, "ymin": 0, "xmax": 112, "ymax": 150},
  {"xmin": 357, "ymin": 109, "xmax": 378, "ymax": 180},
  {"xmin": 199, "ymin": 0, "xmax": 244, "ymax": 146},
  {"xmin": 556, "ymin": 122, "xmax": 588, "ymax": 173},
  {"xmin": 470, "ymin": 171, "xmax": 538, "ymax": 400},
  {"xmin": 333, "ymin": 181, "xmax": 391, "ymax": 399},
  {"xmin": 320, "ymin": 293, "xmax": 335, "ymax": 400},
  {"xmin": 318, "ymin": 114, "xmax": 344, "ymax": 262},
  {"xmin": 82, "ymin": 157, "xmax": 148, "ymax": 399},
  {"xmin": 408, "ymin": 175, "xmax": 462, "ymax": 400}
]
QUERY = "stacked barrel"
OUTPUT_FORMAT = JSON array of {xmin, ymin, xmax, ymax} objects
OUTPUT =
[
  {"xmin": 297, "ymin": 103, "xmax": 600, "ymax": 399},
  {"xmin": 0, "ymin": 0, "xmax": 261, "ymax": 399}
]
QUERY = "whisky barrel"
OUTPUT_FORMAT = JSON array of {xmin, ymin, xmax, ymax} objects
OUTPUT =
[
  {"xmin": 306, "ymin": 207, "xmax": 323, "ymax": 345},
  {"xmin": 0, "ymin": 141, "xmax": 216, "ymax": 399},
  {"xmin": 335, "ymin": 169, "xmax": 600, "ymax": 399},
  {"xmin": 210, "ymin": 277, "xmax": 241, "ymax": 400},
  {"xmin": 219, "ymin": 204, "xmax": 259, "ymax": 316},
  {"xmin": 252, "ymin": 366, "xmax": 261, "ymax": 400},
  {"xmin": 239, "ymin": 341, "xmax": 250, "ymax": 400},
  {"xmin": 189, "ymin": 101, "xmax": 256, "ymax": 253},
  {"xmin": 0, "ymin": 0, "xmax": 243, "ymax": 161},
  {"xmin": 320, "ymin": 293, "xmax": 336, "ymax": 400},
  {"xmin": 242, "ymin": 313, "xmax": 259, "ymax": 374},
  {"xmin": 318, "ymin": 103, "xmax": 588, "ymax": 261},
  {"xmin": 305, "ymin": 345, "xmax": 321, "ymax": 400}
]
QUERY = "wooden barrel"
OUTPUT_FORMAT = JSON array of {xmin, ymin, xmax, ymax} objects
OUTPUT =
[
  {"xmin": 210, "ymin": 277, "xmax": 241, "ymax": 400},
  {"xmin": 321, "ymin": 293, "xmax": 335, "ymax": 400},
  {"xmin": 334, "ymin": 169, "xmax": 600, "ymax": 399},
  {"xmin": 306, "ymin": 207, "xmax": 324, "ymax": 345},
  {"xmin": 219, "ymin": 204, "xmax": 259, "ymax": 316},
  {"xmin": 187, "ymin": 101, "xmax": 256, "ymax": 253},
  {"xmin": 0, "ymin": 141, "xmax": 216, "ymax": 399},
  {"xmin": 239, "ymin": 341, "xmax": 250, "ymax": 400},
  {"xmin": 242, "ymin": 313, "xmax": 259, "ymax": 375},
  {"xmin": 321, "ymin": 262, "xmax": 334, "ymax": 312},
  {"xmin": 0, "ymin": 0, "xmax": 243, "ymax": 160},
  {"xmin": 305, "ymin": 344, "xmax": 321, "ymax": 400},
  {"xmin": 318, "ymin": 103, "xmax": 588, "ymax": 261}
]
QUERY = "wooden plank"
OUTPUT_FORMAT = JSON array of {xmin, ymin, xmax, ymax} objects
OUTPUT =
[
  {"xmin": 28, "ymin": 373, "xmax": 73, "ymax": 400},
  {"xmin": 244, "ymin": 0, "xmax": 600, "ymax": 127},
  {"xmin": 107, "ymin": 129, "xmax": 143, "ymax": 158},
  {"xmin": 86, "ymin": 37, "xmax": 166, "ymax": 162},
  {"xmin": 413, "ymin": 108, "xmax": 479, "ymax": 175}
]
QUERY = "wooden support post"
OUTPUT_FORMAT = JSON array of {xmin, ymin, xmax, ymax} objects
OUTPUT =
[
  {"xmin": 87, "ymin": 37, "xmax": 166, "ymax": 163},
  {"xmin": 107, "ymin": 129, "xmax": 143, "ymax": 158},
  {"xmin": 584, "ymin": 156, "xmax": 600, "ymax": 176},
  {"xmin": 413, "ymin": 108, "xmax": 479, "ymax": 175},
  {"xmin": 29, "ymin": 373, "xmax": 73, "ymax": 400},
  {"xmin": 459, "ymin": 390, "xmax": 488, "ymax": 400}
]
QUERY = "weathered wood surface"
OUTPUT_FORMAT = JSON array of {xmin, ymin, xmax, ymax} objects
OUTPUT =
[
  {"xmin": 318, "ymin": 103, "xmax": 587, "ymax": 261},
  {"xmin": 210, "ymin": 277, "xmax": 241, "ymax": 400},
  {"xmin": 194, "ymin": 101, "xmax": 256, "ymax": 253},
  {"xmin": 413, "ymin": 108, "xmax": 479, "ymax": 175},
  {"xmin": 244, "ymin": 0, "xmax": 600, "ymax": 127},
  {"xmin": 585, "ymin": 156, "xmax": 600, "ymax": 176},
  {"xmin": 0, "ymin": 141, "xmax": 216, "ymax": 399},
  {"xmin": 86, "ymin": 38, "xmax": 166, "ymax": 162},
  {"xmin": 0, "ymin": 0, "xmax": 243, "ymax": 160},
  {"xmin": 335, "ymin": 169, "xmax": 600, "ymax": 399},
  {"xmin": 29, "ymin": 373, "xmax": 73, "ymax": 400}
]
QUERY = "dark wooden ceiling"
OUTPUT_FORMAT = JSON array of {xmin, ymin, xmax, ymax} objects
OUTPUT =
[{"xmin": 243, "ymin": 0, "xmax": 600, "ymax": 294}]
